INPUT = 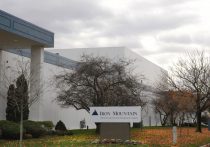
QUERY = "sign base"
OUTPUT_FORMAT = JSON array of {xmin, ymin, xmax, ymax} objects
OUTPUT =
[
  {"xmin": 208, "ymin": 119, "xmax": 210, "ymax": 131},
  {"xmin": 100, "ymin": 123, "xmax": 130, "ymax": 140}
]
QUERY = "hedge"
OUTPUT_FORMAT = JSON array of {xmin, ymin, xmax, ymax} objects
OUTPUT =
[
  {"xmin": 0, "ymin": 120, "xmax": 22, "ymax": 139},
  {"xmin": 23, "ymin": 120, "xmax": 47, "ymax": 138}
]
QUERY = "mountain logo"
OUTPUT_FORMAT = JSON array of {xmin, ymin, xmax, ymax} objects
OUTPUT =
[{"xmin": 92, "ymin": 110, "xmax": 98, "ymax": 115}]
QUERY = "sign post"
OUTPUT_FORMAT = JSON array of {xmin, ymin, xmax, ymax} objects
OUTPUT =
[
  {"xmin": 90, "ymin": 106, "xmax": 141, "ymax": 140},
  {"xmin": 172, "ymin": 126, "xmax": 177, "ymax": 144},
  {"xmin": 208, "ymin": 119, "xmax": 210, "ymax": 131}
]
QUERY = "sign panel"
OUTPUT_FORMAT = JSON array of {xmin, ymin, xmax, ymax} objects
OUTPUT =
[{"xmin": 90, "ymin": 106, "xmax": 141, "ymax": 123}]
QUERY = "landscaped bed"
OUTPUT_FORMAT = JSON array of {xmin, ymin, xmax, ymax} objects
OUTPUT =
[{"xmin": 0, "ymin": 128, "xmax": 210, "ymax": 147}]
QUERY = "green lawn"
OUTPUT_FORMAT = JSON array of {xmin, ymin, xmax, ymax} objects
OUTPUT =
[
  {"xmin": 0, "ymin": 129, "xmax": 147, "ymax": 147},
  {"xmin": 1, "ymin": 128, "xmax": 210, "ymax": 147}
]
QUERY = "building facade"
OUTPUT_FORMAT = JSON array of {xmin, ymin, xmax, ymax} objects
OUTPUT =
[
  {"xmin": 0, "ymin": 10, "xmax": 165, "ymax": 129},
  {"xmin": 0, "ymin": 47, "xmax": 165, "ymax": 129},
  {"xmin": 49, "ymin": 47, "xmax": 166, "ymax": 127}
]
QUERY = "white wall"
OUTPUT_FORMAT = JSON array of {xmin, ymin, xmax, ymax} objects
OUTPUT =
[
  {"xmin": 48, "ymin": 47, "xmax": 165, "ymax": 126},
  {"xmin": 124, "ymin": 48, "xmax": 165, "ymax": 86},
  {"xmin": 41, "ymin": 62, "xmax": 95, "ymax": 129},
  {"xmin": 0, "ymin": 50, "xmax": 19, "ymax": 120}
]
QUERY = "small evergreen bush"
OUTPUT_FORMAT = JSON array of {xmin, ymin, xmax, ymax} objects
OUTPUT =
[{"xmin": 55, "ymin": 120, "xmax": 67, "ymax": 131}]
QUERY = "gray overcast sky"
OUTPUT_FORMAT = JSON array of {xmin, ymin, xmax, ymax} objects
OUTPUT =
[{"xmin": 1, "ymin": 0, "xmax": 210, "ymax": 70}]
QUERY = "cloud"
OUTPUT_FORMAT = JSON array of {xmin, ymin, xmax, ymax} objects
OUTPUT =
[
  {"xmin": 1, "ymin": 0, "xmax": 111, "ymax": 30},
  {"xmin": 159, "ymin": 34, "xmax": 192, "ymax": 44},
  {"xmin": 103, "ymin": 13, "xmax": 197, "ymax": 37},
  {"xmin": 1, "ymin": 0, "xmax": 210, "ymax": 70},
  {"xmin": 158, "ymin": 33, "xmax": 210, "ymax": 47},
  {"xmin": 193, "ymin": 34, "xmax": 210, "ymax": 47}
]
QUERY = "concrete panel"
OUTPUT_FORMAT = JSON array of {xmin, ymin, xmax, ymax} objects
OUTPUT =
[
  {"xmin": 100, "ymin": 123, "xmax": 130, "ymax": 140},
  {"xmin": 208, "ymin": 119, "xmax": 210, "ymax": 131}
]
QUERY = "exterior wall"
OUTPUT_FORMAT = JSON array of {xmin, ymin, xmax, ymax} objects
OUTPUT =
[
  {"xmin": 0, "ymin": 50, "xmax": 95, "ymax": 129},
  {"xmin": 0, "ymin": 50, "xmax": 18, "ymax": 120},
  {"xmin": 48, "ymin": 47, "xmax": 165, "ymax": 126},
  {"xmin": 124, "ymin": 48, "xmax": 165, "ymax": 126},
  {"xmin": 40, "ymin": 62, "xmax": 95, "ymax": 129},
  {"xmin": 124, "ymin": 48, "xmax": 165, "ymax": 86}
]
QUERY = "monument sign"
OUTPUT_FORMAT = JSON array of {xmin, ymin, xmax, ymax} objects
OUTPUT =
[{"xmin": 90, "ymin": 106, "xmax": 141, "ymax": 140}]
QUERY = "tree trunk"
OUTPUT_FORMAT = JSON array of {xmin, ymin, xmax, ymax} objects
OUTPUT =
[
  {"xmin": 19, "ymin": 100, "xmax": 23, "ymax": 147},
  {"xmin": 196, "ymin": 110, "xmax": 202, "ymax": 133},
  {"xmin": 161, "ymin": 115, "xmax": 168, "ymax": 126},
  {"xmin": 170, "ymin": 114, "xmax": 174, "ymax": 126}
]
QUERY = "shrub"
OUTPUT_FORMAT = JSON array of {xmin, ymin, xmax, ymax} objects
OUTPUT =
[
  {"xmin": 55, "ymin": 120, "xmax": 67, "ymax": 131},
  {"xmin": 23, "ymin": 120, "xmax": 47, "ymax": 138},
  {"xmin": 46, "ymin": 130, "xmax": 55, "ymax": 136},
  {"xmin": 24, "ymin": 133, "xmax": 33, "ymax": 139},
  {"xmin": 0, "ymin": 120, "xmax": 21, "ymax": 139},
  {"xmin": 37, "ymin": 121, "xmax": 54, "ymax": 130}
]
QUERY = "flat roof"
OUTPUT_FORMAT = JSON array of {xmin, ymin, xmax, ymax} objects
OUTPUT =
[{"xmin": 0, "ymin": 10, "xmax": 54, "ymax": 48}]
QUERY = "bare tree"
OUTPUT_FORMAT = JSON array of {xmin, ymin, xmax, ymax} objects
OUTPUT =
[
  {"xmin": 166, "ymin": 51, "xmax": 210, "ymax": 132},
  {"xmin": 153, "ymin": 75, "xmax": 174, "ymax": 126},
  {"xmin": 56, "ymin": 55, "xmax": 147, "ymax": 132},
  {"xmin": 153, "ymin": 90, "xmax": 179, "ymax": 126},
  {"xmin": 153, "ymin": 74, "xmax": 197, "ymax": 126},
  {"xmin": 176, "ymin": 91, "xmax": 196, "ymax": 126}
]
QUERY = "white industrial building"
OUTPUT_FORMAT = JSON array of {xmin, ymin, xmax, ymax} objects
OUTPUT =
[
  {"xmin": 0, "ymin": 10, "xmax": 165, "ymax": 129},
  {"xmin": 49, "ymin": 47, "xmax": 165, "ymax": 127},
  {"xmin": 0, "ymin": 47, "xmax": 165, "ymax": 129}
]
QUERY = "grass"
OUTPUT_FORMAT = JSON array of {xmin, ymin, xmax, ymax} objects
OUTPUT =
[
  {"xmin": 0, "ymin": 127, "xmax": 210, "ymax": 146},
  {"xmin": 132, "ymin": 127, "xmax": 210, "ymax": 147}
]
